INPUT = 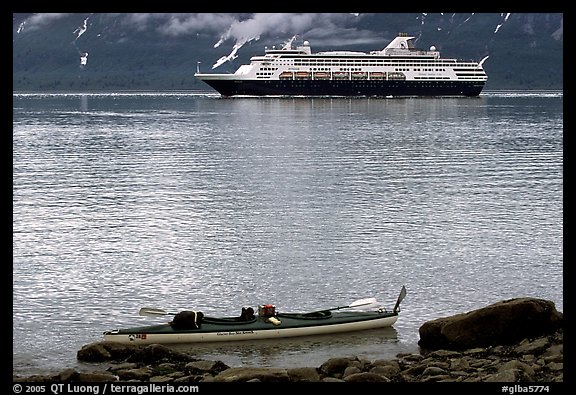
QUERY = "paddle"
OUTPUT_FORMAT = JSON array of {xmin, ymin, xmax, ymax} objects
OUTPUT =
[
  {"xmin": 139, "ymin": 297, "xmax": 380, "ymax": 318},
  {"xmin": 325, "ymin": 297, "xmax": 379, "ymax": 312},
  {"xmin": 139, "ymin": 307, "xmax": 175, "ymax": 317}
]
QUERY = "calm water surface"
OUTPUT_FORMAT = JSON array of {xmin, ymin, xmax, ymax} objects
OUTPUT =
[{"xmin": 12, "ymin": 91, "xmax": 563, "ymax": 376}]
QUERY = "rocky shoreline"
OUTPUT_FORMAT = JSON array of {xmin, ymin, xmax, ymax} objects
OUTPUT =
[{"xmin": 13, "ymin": 297, "xmax": 564, "ymax": 383}]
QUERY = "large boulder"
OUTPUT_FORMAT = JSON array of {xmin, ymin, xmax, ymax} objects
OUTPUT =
[
  {"xmin": 212, "ymin": 367, "xmax": 290, "ymax": 382},
  {"xmin": 418, "ymin": 297, "xmax": 563, "ymax": 350},
  {"xmin": 77, "ymin": 341, "xmax": 142, "ymax": 362},
  {"xmin": 77, "ymin": 342, "xmax": 196, "ymax": 364}
]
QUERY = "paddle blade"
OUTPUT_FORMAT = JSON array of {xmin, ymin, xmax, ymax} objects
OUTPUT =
[
  {"xmin": 139, "ymin": 307, "xmax": 171, "ymax": 316},
  {"xmin": 393, "ymin": 286, "xmax": 407, "ymax": 313},
  {"xmin": 348, "ymin": 297, "xmax": 380, "ymax": 311}
]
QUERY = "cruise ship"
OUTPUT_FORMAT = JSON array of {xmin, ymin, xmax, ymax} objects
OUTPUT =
[{"xmin": 194, "ymin": 33, "xmax": 488, "ymax": 97}]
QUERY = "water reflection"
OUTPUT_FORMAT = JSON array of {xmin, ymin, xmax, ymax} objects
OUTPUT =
[
  {"xmin": 79, "ymin": 94, "xmax": 88, "ymax": 112},
  {"xmin": 168, "ymin": 327, "xmax": 401, "ymax": 368}
]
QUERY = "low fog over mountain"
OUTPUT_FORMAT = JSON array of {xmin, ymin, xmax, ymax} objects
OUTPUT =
[{"xmin": 13, "ymin": 13, "xmax": 563, "ymax": 91}]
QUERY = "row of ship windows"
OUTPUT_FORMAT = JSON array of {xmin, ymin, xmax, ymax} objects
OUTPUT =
[
  {"xmin": 396, "ymin": 68, "xmax": 446, "ymax": 72},
  {"xmin": 275, "ymin": 71, "xmax": 406, "ymax": 79},
  {"xmin": 260, "ymin": 81, "xmax": 467, "ymax": 87},
  {"xmin": 268, "ymin": 60, "xmax": 477, "ymax": 66},
  {"xmin": 455, "ymin": 73, "xmax": 487, "ymax": 76},
  {"xmin": 255, "ymin": 67, "xmax": 449, "ymax": 77}
]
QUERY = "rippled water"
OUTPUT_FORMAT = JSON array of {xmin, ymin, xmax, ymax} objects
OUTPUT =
[{"xmin": 13, "ymin": 91, "xmax": 563, "ymax": 376}]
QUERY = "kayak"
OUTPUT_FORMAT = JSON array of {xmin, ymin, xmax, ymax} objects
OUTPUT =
[{"xmin": 103, "ymin": 286, "xmax": 406, "ymax": 345}]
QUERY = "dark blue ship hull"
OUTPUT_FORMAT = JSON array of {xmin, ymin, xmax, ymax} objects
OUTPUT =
[{"xmin": 200, "ymin": 79, "xmax": 485, "ymax": 97}]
